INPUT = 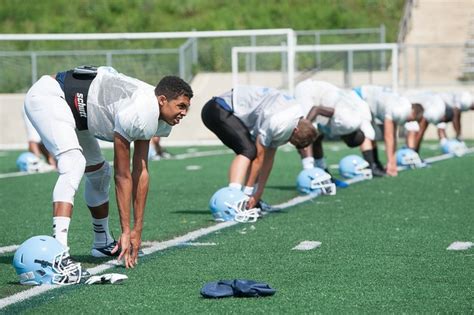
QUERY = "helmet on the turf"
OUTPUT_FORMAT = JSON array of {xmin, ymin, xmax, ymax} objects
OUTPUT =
[
  {"xmin": 441, "ymin": 139, "xmax": 467, "ymax": 157},
  {"xmin": 396, "ymin": 148, "xmax": 423, "ymax": 168},
  {"xmin": 209, "ymin": 187, "xmax": 260, "ymax": 223},
  {"xmin": 339, "ymin": 155, "xmax": 373, "ymax": 179},
  {"xmin": 12, "ymin": 235, "xmax": 81, "ymax": 285},
  {"xmin": 16, "ymin": 152, "xmax": 41, "ymax": 173},
  {"xmin": 296, "ymin": 167, "xmax": 336, "ymax": 195}
]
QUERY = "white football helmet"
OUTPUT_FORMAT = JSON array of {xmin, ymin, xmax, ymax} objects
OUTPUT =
[
  {"xmin": 209, "ymin": 187, "xmax": 260, "ymax": 223},
  {"xmin": 16, "ymin": 152, "xmax": 41, "ymax": 173},
  {"xmin": 296, "ymin": 167, "xmax": 336, "ymax": 195},
  {"xmin": 396, "ymin": 148, "xmax": 423, "ymax": 168},
  {"xmin": 441, "ymin": 139, "xmax": 467, "ymax": 157},
  {"xmin": 339, "ymin": 155, "xmax": 373, "ymax": 179},
  {"xmin": 12, "ymin": 235, "xmax": 82, "ymax": 285}
]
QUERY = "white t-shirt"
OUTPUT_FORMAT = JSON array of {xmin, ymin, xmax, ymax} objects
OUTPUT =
[
  {"xmin": 220, "ymin": 85, "xmax": 303, "ymax": 148},
  {"xmin": 87, "ymin": 67, "xmax": 171, "ymax": 142},
  {"xmin": 405, "ymin": 92, "xmax": 445, "ymax": 124},
  {"xmin": 295, "ymin": 79, "xmax": 375, "ymax": 139},
  {"xmin": 438, "ymin": 91, "xmax": 472, "ymax": 112},
  {"xmin": 356, "ymin": 85, "xmax": 411, "ymax": 124}
]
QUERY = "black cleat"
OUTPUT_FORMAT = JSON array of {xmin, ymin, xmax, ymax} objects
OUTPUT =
[{"xmin": 91, "ymin": 241, "xmax": 119, "ymax": 258}]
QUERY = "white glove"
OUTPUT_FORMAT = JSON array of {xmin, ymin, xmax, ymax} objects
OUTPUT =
[{"xmin": 85, "ymin": 273, "xmax": 128, "ymax": 285}]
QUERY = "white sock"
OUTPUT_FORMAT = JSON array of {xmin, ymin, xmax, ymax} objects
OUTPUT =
[
  {"xmin": 243, "ymin": 186, "xmax": 254, "ymax": 196},
  {"xmin": 301, "ymin": 157, "xmax": 315, "ymax": 170},
  {"xmin": 53, "ymin": 216, "xmax": 71, "ymax": 248},
  {"xmin": 228, "ymin": 182, "xmax": 242, "ymax": 190},
  {"xmin": 315, "ymin": 158, "xmax": 327, "ymax": 170},
  {"xmin": 92, "ymin": 216, "xmax": 113, "ymax": 248}
]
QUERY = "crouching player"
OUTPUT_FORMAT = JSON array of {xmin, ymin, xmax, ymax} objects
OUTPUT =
[{"xmin": 353, "ymin": 85, "xmax": 424, "ymax": 176}]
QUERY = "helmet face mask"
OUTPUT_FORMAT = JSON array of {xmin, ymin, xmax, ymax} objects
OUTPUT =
[
  {"xmin": 339, "ymin": 155, "xmax": 373, "ymax": 179},
  {"xmin": 209, "ymin": 187, "xmax": 260, "ymax": 223},
  {"xmin": 396, "ymin": 148, "xmax": 423, "ymax": 168},
  {"xmin": 297, "ymin": 168, "xmax": 336, "ymax": 195},
  {"xmin": 13, "ymin": 236, "xmax": 81, "ymax": 285}
]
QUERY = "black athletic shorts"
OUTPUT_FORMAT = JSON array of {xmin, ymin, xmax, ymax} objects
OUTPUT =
[{"xmin": 201, "ymin": 98, "xmax": 257, "ymax": 160}]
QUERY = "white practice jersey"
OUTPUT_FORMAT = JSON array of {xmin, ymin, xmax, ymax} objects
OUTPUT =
[
  {"xmin": 220, "ymin": 85, "xmax": 303, "ymax": 148},
  {"xmin": 438, "ymin": 91, "xmax": 473, "ymax": 112},
  {"xmin": 295, "ymin": 79, "xmax": 375, "ymax": 139},
  {"xmin": 405, "ymin": 92, "xmax": 445, "ymax": 124},
  {"xmin": 355, "ymin": 85, "xmax": 411, "ymax": 124},
  {"xmin": 87, "ymin": 67, "xmax": 171, "ymax": 142}
]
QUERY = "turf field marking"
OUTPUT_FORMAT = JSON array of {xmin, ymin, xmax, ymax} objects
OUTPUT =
[
  {"xmin": 292, "ymin": 241, "xmax": 321, "ymax": 250},
  {"xmin": 0, "ymin": 245, "xmax": 19, "ymax": 254},
  {"xmin": 0, "ymin": 149, "xmax": 233, "ymax": 179},
  {"xmin": 446, "ymin": 241, "xmax": 473, "ymax": 251}
]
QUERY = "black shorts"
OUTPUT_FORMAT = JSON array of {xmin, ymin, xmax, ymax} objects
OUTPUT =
[{"xmin": 201, "ymin": 98, "xmax": 257, "ymax": 160}]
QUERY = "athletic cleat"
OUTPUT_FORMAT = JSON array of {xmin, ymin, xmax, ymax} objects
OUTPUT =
[
  {"xmin": 91, "ymin": 241, "xmax": 119, "ymax": 258},
  {"xmin": 371, "ymin": 165, "xmax": 386, "ymax": 177}
]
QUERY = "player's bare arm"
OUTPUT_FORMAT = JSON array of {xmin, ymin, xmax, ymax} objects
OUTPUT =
[
  {"xmin": 112, "ymin": 132, "xmax": 134, "ymax": 268},
  {"xmin": 384, "ymin": 118, "xmax": 398, "ymax": 176},
  {"xmin": 306, "ymin": 105, "xmax": 335, "ymax": 121},
  {"xmin": 130, "ymin": 139, "xmax": 150, "ymax": 265},
  {"xmin": 247, "ymin": 137, "xmax": 276, "ymax": 208}
]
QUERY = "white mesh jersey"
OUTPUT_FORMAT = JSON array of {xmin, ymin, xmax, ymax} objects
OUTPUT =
[
  {"xmin": 438, "ymin": 91, "xmax": 472, "ymax": 111},
  {"xmin": 86, "ymin": 67, "xmax": 171, "ymax": 142},
  {"xmin": 356, "ymin": 85, "xmax": 411, "ymax": 124},
  {"xmin": 220, "ymin": 85, "xmax": 303, "ymax": 148},
  {"xmin": 295, "ymin": 79, "xmax": 375, "ymax": 139},
  {"xmin": 405, "ymin": 92, "xmax": 445, "ymax": 124}
]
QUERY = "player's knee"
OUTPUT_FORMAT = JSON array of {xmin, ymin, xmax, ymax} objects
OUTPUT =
[
  {"xmin": 84, "ymin": 161, "xmax": 111, "ymax": 207},
  {"xmin": 341, "ymin": 130, "xmax": 365, "ymax": 148},
  {"xmin": 53, "ymin": 149, "xmax": 85, "ymax": 204},
  {"xmin": 240, "ymin": 145, "xmax": 257, "ymax": 161}
]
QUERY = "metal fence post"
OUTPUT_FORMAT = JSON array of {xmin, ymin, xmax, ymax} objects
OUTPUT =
[
  {"xmin": 31, "ymin": 52, "xmax": 37, "ymax": 85},
  {"xmin": 380, "ymin": 24, "xmax": 386, "ymax": 70}
]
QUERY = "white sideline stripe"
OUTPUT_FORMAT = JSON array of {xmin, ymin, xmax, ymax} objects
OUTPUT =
[
  {"xmin": 0, "ymin": 148, "xmax": 472, "ymax": 309},
  {"xmin": 0, "ymin": 149, "xmax": 233, "ymax": 180},
  {"xmin": 0, "ymin": 245, "xmax": 19, "ymax": 254}
]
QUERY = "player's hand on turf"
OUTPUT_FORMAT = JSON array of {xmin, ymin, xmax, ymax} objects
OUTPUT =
[
  {"xmin": 386, "ymin": 161, "xmax": 398, "ymax": 177},
  {"xmin": 130, "ymin": 229, "xmax": 142, "ymax": 266},
  {"xmin": 246, "ymin": 196, "xmax": 258, "ymax": 209},
  {"xmin": 113, "ymin": 232, "xmax": 134, "ymax": 268}
]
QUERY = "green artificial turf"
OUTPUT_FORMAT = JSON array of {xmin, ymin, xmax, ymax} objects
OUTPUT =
[{"xmin": 0, "ymin": 143, "xmax": 473, "ymax": 313}]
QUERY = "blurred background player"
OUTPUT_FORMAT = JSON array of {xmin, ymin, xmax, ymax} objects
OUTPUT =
[
  {"xmin": 201, "ymin": 85, "xmax": 317, "ymax": 209},
  {"xmin": 403, "ymin": 92, "xmax": 446, "ymax": 154},
  {"xmin": 437, "ymin": 91, "xmax": 473, "ymax": 145},
  {"xmin": 294, "ymin": 79, "xmax": 377, "ymax": 178},
  {"xmin": 353, "ymin": 85, "xmax": 424, "ymax": 176},
  {"xmin": 22, "ymin": 108, "xmax": 56, "ymax": 171},
  {"xmin": 148, "ymin": 136, "xmax": 172, "ymax": 161}
]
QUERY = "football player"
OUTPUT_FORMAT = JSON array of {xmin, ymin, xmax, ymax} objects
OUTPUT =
[
  {"xmin": 437, "ymin": 91, "xmax": 473, "ymax": 144},
  {"xmin": 353, "ymin": 85, "xmax": 424, "ymax": 176},
  {"xmin": 201, "ymin": 85, "xmax": 317, "ymax": 209},
  {"xmin": 24, "ymin": 66, "xmax": 193, "ymax": 269},
  {"xmin": 403, "ymin": 92, "xmax": 446, "ymax": 154},
  {"xmin": 294, "ymin": 79, "xmax": 378, "ymax": 177}
]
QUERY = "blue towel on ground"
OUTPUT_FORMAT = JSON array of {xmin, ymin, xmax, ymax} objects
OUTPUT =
[{"xmin": 200, "ymin": 279, "xmax": 276, "ymax": 298}]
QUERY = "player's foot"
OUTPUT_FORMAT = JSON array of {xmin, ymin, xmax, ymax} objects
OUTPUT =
[
  {"xmin": 256, "ymin": 200, "xmax": 273, "ymax": 213},
  {"xmin": 91, "ymin": 241, "xmax": 119, "ymax": 258},
  {"xmin": 371, "ymin": 165, "xmax": 386, "ymax": 177}
]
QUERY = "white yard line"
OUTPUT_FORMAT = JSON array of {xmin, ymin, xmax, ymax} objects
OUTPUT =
[
  {"xmin": 0, "ymin": 149, "xmax": 233, "ymax": 180},
  {"xmin": 0, "ymin": 245, "xmax": 19, "ymax": 255},
  {"xmin": 0, "ymin": 148, "xmax": 472, "ymax": 309}
]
